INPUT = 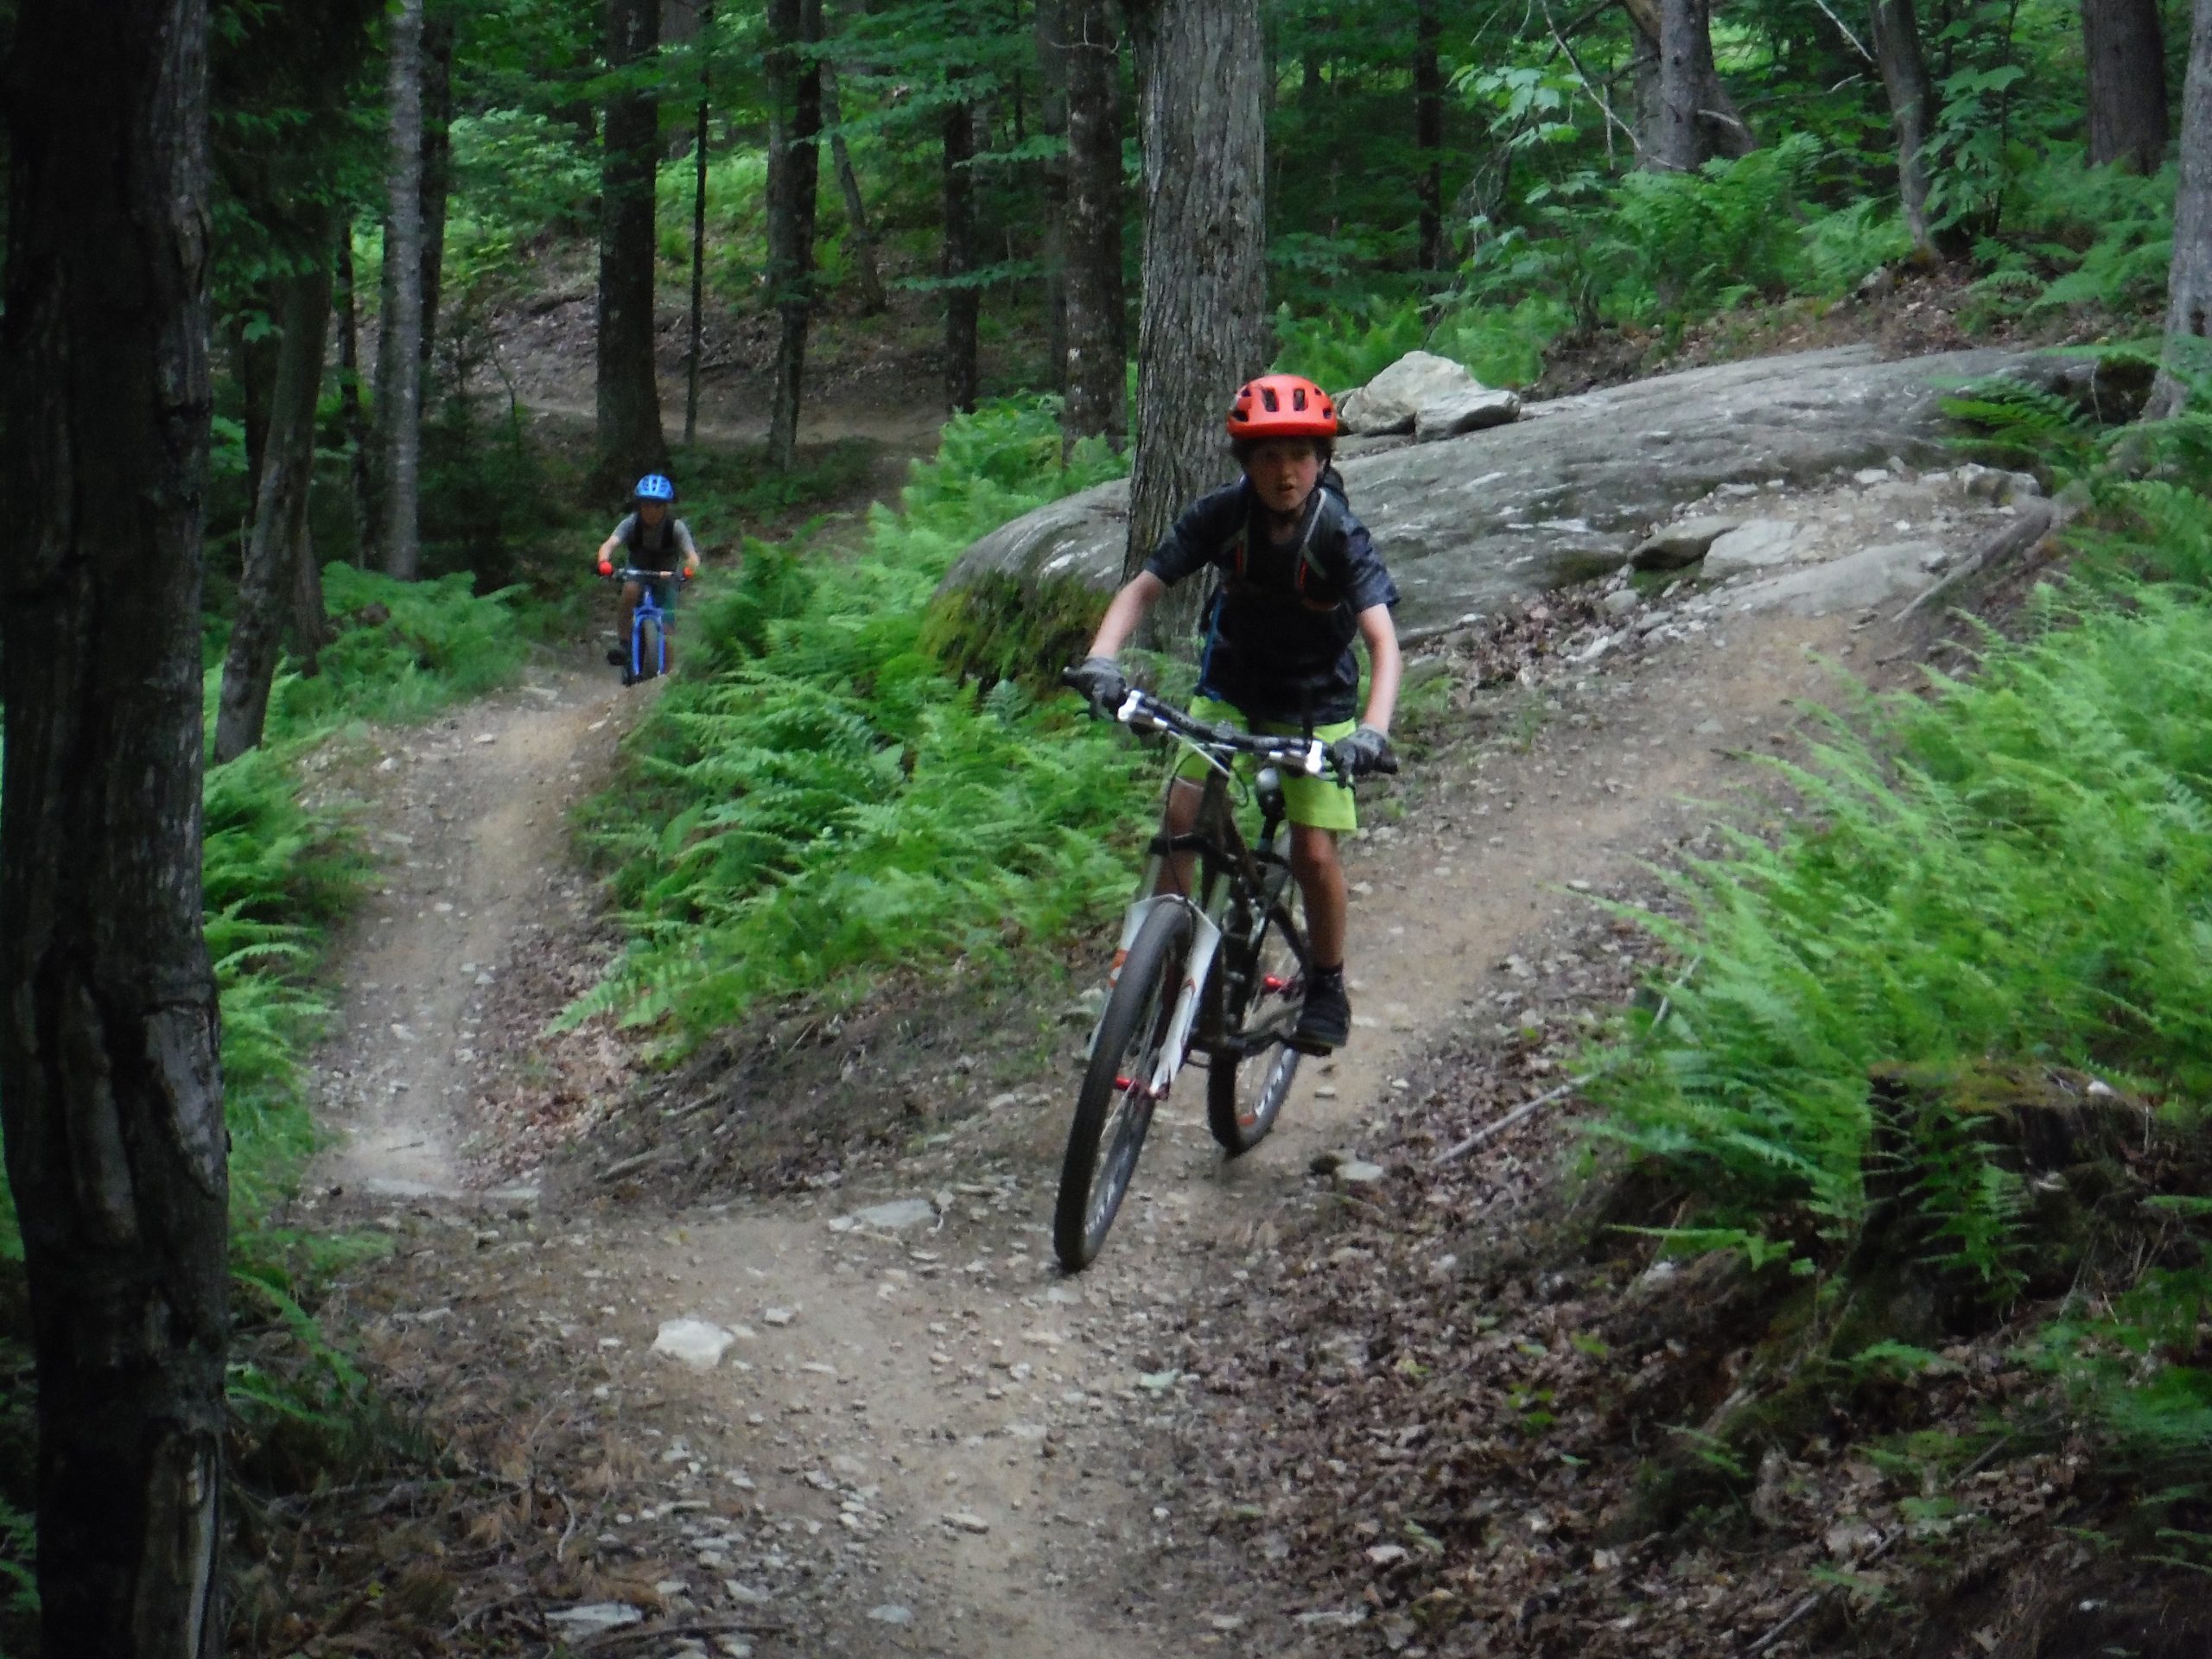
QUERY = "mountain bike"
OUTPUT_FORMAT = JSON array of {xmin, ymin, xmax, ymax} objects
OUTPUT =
[
  {"xmin": 607, "ymin": 566, "xmax": 683, "ymax": 685},
  {"xmin": 1052, "ymin": 686, "xmax": 1353, "ymax": 1272}
]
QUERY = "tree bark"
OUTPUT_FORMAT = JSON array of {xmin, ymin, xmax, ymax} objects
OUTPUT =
[
  {"xmin": 943, "ymin": 81, "xmax": 982, "ymax": 415},
  {"xmin": 2151, "ymin": 0, "xmax": 2212, "ymax": 416},
  {"xmin": 686, "ymin": 0, "xmax": 712, "ymax": 446},
  {"xmin": 380, "ymin": 0, "xmax": 427, "ymax": 578},
  {"xmin": 1122, "ymin": 0, "xmax": 1268, "ymax": 643},
  {"xmin": 765, "ymin": 0, "xmax": 823, "ymax": 467},
  {"xmin": 1415, "ymin": 0, "xmax": 1445, "ymax": 269},
  {"xmin": 417, "ymin": 12, "xmax": 456, "ymax": 379},
  {"xmin": 1036, "ymin": 0, "xmax": 1071, "ymax": 397},
  {"xmin": 597, "ymin": 0, "xmax": 668, "ymax": 491},
  {"xmin": 1063, "ymin": 0, "xmax": 1127, "ymax": 453},
  {"xmin": 2083, "ymin": 0, "xmax": 2171, "ymax": 173},
  {"xmin": 0, "ymin": 0, "xmax": 230, "ymax": 1651},
  {"xmin": 217, "ymin": 241, "xmax": 333, "ymax": 765},
  {"xmin": 334, "ymin": 225, "xmax": 375, "ymax": 564},
  {"xmin": 1870, "ymin": 0, "xmax": 1941, "ymax": 264},
  {"xmin": 1655, "ymin": 0, "xmax": 1713, "ymax": 171},
  {"xmin": 822, "ymin": 64, "xmax": 889, "ymax": 314},
  {"xmin": 293, "ymin": 520, "xmax": 329, "ymax": 677},
  {"xmin": 1622, "ymin": 0, "xmax": 1754, "ymax": 160},
  {"xmin": 233, "ymin": 311, "xmax": 278, "ymax": 513}
]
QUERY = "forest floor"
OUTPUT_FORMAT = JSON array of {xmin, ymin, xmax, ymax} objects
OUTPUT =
[{"xmin": 248, "ymin": 310, "xmax": 2145, "ymax": 1657}]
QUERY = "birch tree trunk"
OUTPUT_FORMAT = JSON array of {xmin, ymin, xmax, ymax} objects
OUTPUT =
[
  {"xmin": 380, "ymin": 0, "xmax": 426, "ymax": 578},
  {"xmin": 597, "ymin": 0, "xmax": 668, "ymax": 489},
  {"xmin": 2083, "ymin": 0, "xmax": 2172, "ymax": 173},
  {"xmin": 0, "ymin": 0, "xmax": 231, "ymax": 1650},
  {"xmin": 1122, "ymin": 0, "xmax": 1268, "ymax": 647},
  {"xmin": 217, "ymin": 242, "xmax": 334, "ymax": 764},
  {"xmin": 1063, "ymin": 0, "xmax": 1128, "ymax": 453},
  {"xmin": 823, "ymin": 64, "xmax": 889, "ymax": 314},
  {"xmin": 765, "ymin": 0, "xmax": 823, "ymax": 467},
  {"xmin": 2151, "ymin": 0, "xmax": 2212, "ymax": 416},
  {"xmin": 1870, "ymin": 0, "xmax": 1941, "ymax": 264},
  {"xmin": 943, "ymin": 84, "xmax": 982, "ymax": 415}
]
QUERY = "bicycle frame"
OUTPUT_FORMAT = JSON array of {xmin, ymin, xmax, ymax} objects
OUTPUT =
[{"xmin": 611, "ymin": 566, "xmax": 678, "ymax": 680}]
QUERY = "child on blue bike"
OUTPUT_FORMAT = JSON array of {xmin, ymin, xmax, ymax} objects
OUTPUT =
[{"xmin": 596, "ymin": 474, "xmax": 700, "ymax": 674}]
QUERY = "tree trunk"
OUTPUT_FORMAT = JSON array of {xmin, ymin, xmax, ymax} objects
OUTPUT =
[
  {"xmin": 822, "ymin": 64, "xmax": 889, "ymax": 314},
  {"xmin": 1036, "ymin": 0, "xmax": 1071, "ymax": 397},
  {"xmin": 2151, "ymin": 0, "xmax": 2212, "ymax": 417},
  {"xmin": 943, "ymin": 83, "xmax": 982, "ymax": 415},
  {"xmin": 1122, "ymin": 0, "xmax": 1268, "ymax": 645},
  {"xmin": 293, "ymin": 521, "xmax": 329, "ymax": 677},
  {"xmin": 417, "ymin": 14, "xmax": 456, "ymax": 379},
  {"xmin": 233, "ymin": 311, "xmax": 278, "ymax": 514},
  {"xmin": 217, "ymin": 243, "xmax": 334, "ymax": 765},
  {"xmin": 598, "ymin": 0, "xmax": 668, "ymax": 491},
  {"xmin": 765, "ymin": 0, "xmax": 823, "ymax": 467},
  {"xmin": 1063, "ymin": 0, "xmax": 1128, "ymax": 453},
  {"xmin": 1655, "ymin": 0, "xmax": 1713, "ymax": 170},
  {"xmin": 1622, "ymin": 0, "xmax": 1754, "ymax": 159},
  {"xmin": 334, "ymin": 226, "xmax": 376, "ymax": 563},
  {"xmin": 1415, "ymin": 0, "xmax": 1445, "ymax": 269},
  {"xmin": 1870, "ymin": 0, "xmax": 1941, "ymax": 263},
  {"xmin": 686, "ymin": 0, "xmax": 712, "ymax": 446},
  {"xmin": 0, "ymin": 0, "xmax": 230, "ymax": 1651},
  {"xmin": 2083, "ymin": 0, "xmax": 2171, "ymax": 173},
  {"xmin": 380, "ymin": 0, "xmax": 426, "ymax": 578}
]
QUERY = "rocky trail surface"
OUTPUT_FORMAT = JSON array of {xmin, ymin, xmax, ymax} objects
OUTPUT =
[{"xmin": 276, "ymin": 403, "xmax": 2066, "ymax": 1657}]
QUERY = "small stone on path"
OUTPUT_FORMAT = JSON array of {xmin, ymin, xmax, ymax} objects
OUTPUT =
[
  {"xmin": 761, "ymin": 1306, "xmax": 796, "ymax": 1327},
  {"xmin": 651, "ymin": 1318, "xmax": 736, "ymax": 1371},
  {"xmin": 943, "ymin": 1510, "xmax": 991, "ymax": 1534},
  {"xmin": 868, "ymin": 1605, "xmax": 914, "ymax": 1626}
]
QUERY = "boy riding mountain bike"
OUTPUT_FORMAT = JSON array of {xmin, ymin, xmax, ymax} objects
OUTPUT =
[
  {"xmin": 596, "ymin": 473, "xmax": 701, "ymax": 671},
  {"xmin": 1066, "ymin": 372, "xmax": 1402, "ymax": 1055}
]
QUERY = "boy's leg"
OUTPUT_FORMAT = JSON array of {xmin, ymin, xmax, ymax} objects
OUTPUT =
[
  {"xmin": 1289, "ymin": 825, "xmax": 1348, "ymax": 967},
  {"xmin": 1279, "ymin": 732, "xmax": 1359, "ymax": 1052},
  {"xmin": 1154, "ymin": 779, "xmax": 1204, "ymax": 898}
]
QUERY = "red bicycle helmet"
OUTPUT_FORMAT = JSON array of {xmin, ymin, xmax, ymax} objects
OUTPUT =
[{"xmin": 1226, "ymin": 372, "xmax": 1339, "ymax": 441}]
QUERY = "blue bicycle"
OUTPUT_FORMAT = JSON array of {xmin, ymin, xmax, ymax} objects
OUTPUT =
[{"xmin": 604, "ymin": 565, "xmax": 685, "ymax": 685}]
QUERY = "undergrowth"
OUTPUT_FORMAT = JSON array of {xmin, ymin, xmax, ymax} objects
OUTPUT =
[{"xmin": 574, "ymin": 396, "xmax": 1146, "ymax": 1043}]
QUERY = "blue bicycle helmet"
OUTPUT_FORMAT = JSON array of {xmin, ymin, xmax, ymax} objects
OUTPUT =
[{"xmin": 634, "ymin": 473, "xmax": 677, "ymax": 502}]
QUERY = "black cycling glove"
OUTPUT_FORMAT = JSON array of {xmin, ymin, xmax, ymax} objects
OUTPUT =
[
  {"xmin": 1330, "ymin": 724, "xmax": 1400, "ymax": 779},
  {"xmin": 1064, "ymin": 656, "xmax": 1129, "ymax": 716}
]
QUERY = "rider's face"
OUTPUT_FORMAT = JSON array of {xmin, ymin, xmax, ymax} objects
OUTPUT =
[
  {"xmin": 1243, "ymin": 441, "xmax": 1321, "ymax": 516},
  {"xmin": 639, "ymin": 500, "xmax": 668, "ymax": 526}
]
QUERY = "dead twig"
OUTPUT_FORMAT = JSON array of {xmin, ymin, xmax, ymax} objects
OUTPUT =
[
  {"xmin": 1894, "ymin": 498, "xmax": 2058, "ymax": 621},
  {"xmin": 575, "ymin": 1615, "xmax": 790, "ymax": 1652},
  {"xmin": 599, "ymin": 1147, "xmax": 679, "ymax": 1184}
]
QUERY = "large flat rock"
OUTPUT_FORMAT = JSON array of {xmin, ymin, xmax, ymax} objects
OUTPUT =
[{"xmin": 938, "ymin": 346, "xmax": 2075, "ymax": 632}]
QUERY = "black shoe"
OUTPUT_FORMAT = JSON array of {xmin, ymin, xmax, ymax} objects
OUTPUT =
[
  {"xmin": 1290, "ymin": 968, "xmax": 1350, "ymax": 1054},
  {"xmin": 606, "ymin": 647, "xmax": 625, "ymax": 667}
]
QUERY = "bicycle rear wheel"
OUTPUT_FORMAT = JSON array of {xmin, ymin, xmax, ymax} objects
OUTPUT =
[
  {"xmin": 1205, "ymin": 891, "xmax": 1308, "ymax": 1156},
  {"xmin": 1054, "ymin": 901, "xmax": 1192, "ymax": 1271}
]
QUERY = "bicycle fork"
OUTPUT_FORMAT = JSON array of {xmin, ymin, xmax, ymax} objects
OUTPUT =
[{"xmin": 1088, "ymin": 897, "xmax": 1224, "ymax": 1097}]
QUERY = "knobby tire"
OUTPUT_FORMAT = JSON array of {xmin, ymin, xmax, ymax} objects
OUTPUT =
[
  {"xmin": 1054, "ymin": 901, "xmax": 1193, "ymax": 1271},
  {"xmin": 1205, "ymin": 893, "xmax": 1307, "ymax": 1156}
]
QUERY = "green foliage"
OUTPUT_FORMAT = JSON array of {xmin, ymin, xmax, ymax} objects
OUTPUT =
[
  {"xmin": 1970, "ymin": 150, "xmax": 2176, "ymax": 324},
  {"xmin": 266, "ymin": 563, "xmax": 526, "ymax": 734},
  {"xmin": 445, "ymin": 110, "xmax": 601, "ymax": 284},
  {"xmin": 1271, "ymin": 293, "xmax": 1570, "ymax": 391},
  {"xmin": 575, "ymin": 397, "xmax": 1139, "ymax": 1039}
]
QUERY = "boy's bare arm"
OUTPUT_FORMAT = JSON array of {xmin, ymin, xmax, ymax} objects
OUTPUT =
[
  {"xmin": 1086, "ymin": 571, "xmax": 1168, "ymax": 658},
  {"xmin": 1357, "ymin": 603, "xmax": 1402, "ymax": 732}
]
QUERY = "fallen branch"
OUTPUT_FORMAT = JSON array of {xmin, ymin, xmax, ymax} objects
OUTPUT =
[
  {"xmin": 576, "ymin": 1615, "xmax": 790, "ymax": 1652},
  {"xmin": 598, "ymin": 1147, "xmax": 679, "ymax": 1184},
  {"xmin": 1435, "ymin": 1075, "xmax": 1591, "ymax": 1165},
  {"xmin": 1894, "ymin": 498, "xmax": 2058, "ymax": 621}
]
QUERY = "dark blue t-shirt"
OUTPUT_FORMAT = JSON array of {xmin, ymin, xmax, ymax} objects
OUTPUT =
[{"xmin": 1143, "ymin": 478, "xmax": 1399, "ymax": 726}]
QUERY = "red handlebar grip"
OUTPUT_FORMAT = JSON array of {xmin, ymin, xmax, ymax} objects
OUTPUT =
[{"xmin": 598, "ymin": 561, "xmax": 613, "ymax": 576}]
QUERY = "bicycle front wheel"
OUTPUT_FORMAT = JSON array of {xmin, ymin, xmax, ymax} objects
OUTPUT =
[
  {"xmin": 633, "ymin": 613, "xmax": 664, "ymax": 683},
  {"xmin": 1054, "ymin": 901, "xmax": 1193, "ymax": 1271},
  {"xmin": 1206, "ymin": 893, "xmax": 1308, "ymax": 1156}
]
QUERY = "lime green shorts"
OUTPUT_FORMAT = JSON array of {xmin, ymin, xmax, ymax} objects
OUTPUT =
[{"xmin": 1172, "ymin": 696, "xmax": 1359, "ymax": 834}]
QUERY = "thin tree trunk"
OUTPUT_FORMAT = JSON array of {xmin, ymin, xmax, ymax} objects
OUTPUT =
[
  {"xmin": 1122, "ymin": 0, "xmax": 1268, "ymax": 646},
  {"xmin": 1415, "ymin": 0, "xmax": 1445, "ymax": 269},
  {"xmin": 2083, "ymin": 0, "xmax": 2171, "ymax": 172},
  {"xmin": 0, "ymin": 0, "xmax": 229, "ymax": 1650},
  {"xmin": 1655, "ymin": 0, "xmax": 1712, "ymax": 170},
  {"xmin": 294, "ymin": 520, "xmax": 328, "ymax": 677},
  {"xmin": 417, "ymin": 14, "xmax": 456, "ymax": 380},
  {"xmin": 218, "ymin": 244, "xmax": 334, "ymax": 765},
  {"xmin": 2151, "ymin": 0, "xmax": 2212, "ymax": 416},
  {"xmin": 943, "ymin": 81, "xmax": 982, "ymax": 415},
  {"xmin": 381, "ymin": 0, "xmax": 427, "ymax": 579},
  {"xmin": 1036, "ymin": 0, "xmax": 1071, "ymax": 397},
  {"xmin": 1870, "ymin": 0, "xmax": 1941, "ymax": 263},
  {"xmin": 687, "ymin": 0, "xmax": 712, "ymax": 446},
  {"xmin": 234, "ymin": 311, "xmax": 278, "ymax": 513},
  {"xmin": 334, "ymin": 226, "xmax": 376, "ymax": 564},
  {"xmin": 598, "ymin": 0, "xmax": 668, "ymax": 491},
  {"xmin": 1063, "ymin": 0, "xmax": 1127, "ymax": 453},
  {"xmin": 765, "ymin": 0, "xmax": 823, "ymax": 467},
  {"xmin": 822, "ymin": 64, "xmax": 889, "ymax": 314}
]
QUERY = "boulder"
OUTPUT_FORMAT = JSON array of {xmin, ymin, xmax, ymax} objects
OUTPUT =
[
  {"xmin": 1336, "ymin": 384, "xmax": 1414, "ymax": 437},
  {"xmin": 1415, "ymin": 384, "xmax": 1522, "ymax": 442},
  {"xmin": 1630, "ymin": 513, "xmax": 1746, "ymax": 571},
  {"xmin": 1338, "ymin": 350, "xmax": 1522, "ymax": 441},
  {"xmin": 1732, "ymin": 540, "xmax": 1950, "ymax": 617},
  {"xmin": 938, "ymin": 346, "xmax": 2082, "ymax": 634},
  {"xmin": 1702, "ymin": 518, "xmax": 1803, "ymax": 580}
]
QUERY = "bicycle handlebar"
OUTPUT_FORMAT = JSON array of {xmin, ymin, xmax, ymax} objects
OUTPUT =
[
  {"xmin": 1099, "ymin": 686, "xmax": 1348, "ymax": 784},
  {"xmin": 606, "ymin": 566, "xmax": 687, "ymax": 582}
]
